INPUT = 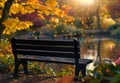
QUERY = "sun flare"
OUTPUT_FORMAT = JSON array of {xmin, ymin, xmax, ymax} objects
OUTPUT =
[{"xmin": 79, "ymin": 0, "xmax": 95, "ymax": 6}]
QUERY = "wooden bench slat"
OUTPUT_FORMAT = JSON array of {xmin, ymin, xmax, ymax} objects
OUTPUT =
[
  {"xmin": 15, "ymin": 49, "xmax": 80, "ymax": 58},
  {"xmin": 13, "ymin": 38, "xmax": 79, "ymax": 46},
  {"xmin": 14, "ymin": 44, "xmax": 79, "ymax": 52}
]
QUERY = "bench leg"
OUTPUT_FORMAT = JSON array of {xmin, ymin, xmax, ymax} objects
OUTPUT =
[
  {"xmin": 74, "ymin": 64, "xmax": 87, "ymax": 80},
  {"xmin": 13, "ymin": 62, "xmax": 20, "ymax": 77},
  {"xmin": 81, "ymin": 64, "xmax": 86, "ymax": 77},
  {"xmin": 74, "ymin": 65, "xmax": 81, "ymax": 80},
  {"xmin": 21, "ymin": 60, "xmax": 28, "ymax": 74}
]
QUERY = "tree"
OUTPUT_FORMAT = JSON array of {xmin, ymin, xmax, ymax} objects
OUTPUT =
[
  {"xmin": 0, "ymin": 0, "xmax": 66, "ymax": 39},
  {"xmin": 0, "ymin": 0, "xmax": 15, "ymax": 39}
]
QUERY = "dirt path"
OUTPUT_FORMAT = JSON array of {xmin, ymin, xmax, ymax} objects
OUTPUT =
[
  {"xmin": 0, "ymin": 73, "xmax": 57, "ymax": 83},
  {"xmin": 0, "ymin": 73, "xmax": 84, "ymax": 83}
]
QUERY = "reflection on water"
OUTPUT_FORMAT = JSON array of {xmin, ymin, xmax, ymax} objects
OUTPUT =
[
  {"xmin": 84, "ymin": 50, "xmax": 97, "ymax": 70},
  {"xmin": 80, "ymin": 38, "xmax": 116, "ymax": 70}
]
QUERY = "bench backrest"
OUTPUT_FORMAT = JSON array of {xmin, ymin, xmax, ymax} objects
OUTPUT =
[{"xmin": 11, "ymin": 37, "xmax": 80, "ymax": 59}]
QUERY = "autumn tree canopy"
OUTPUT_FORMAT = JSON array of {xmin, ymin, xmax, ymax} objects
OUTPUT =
[{"xmin": 0, "ymin": 0, "xmax": 67, "ymax": 39}]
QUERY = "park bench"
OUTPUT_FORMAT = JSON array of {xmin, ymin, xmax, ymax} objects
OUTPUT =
[{"xmin": 11, "ymin": 37, "xmax": 93, "ymax": 79}]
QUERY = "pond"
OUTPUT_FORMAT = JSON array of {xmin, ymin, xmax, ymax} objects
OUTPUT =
[{"xmin": 79, "ymin": 37, "xmax": 118, "ymax": 70}]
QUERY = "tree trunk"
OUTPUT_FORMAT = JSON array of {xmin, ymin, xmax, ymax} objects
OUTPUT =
[
  {"xmin": 0, "ymin": 24, "xmax": 5, "ymax": 39},
  {"xmin": 96, "ymin": 0, "xmax": 102, "ymax": 64},
  {"xmin": 0, "ymin": 0, "xmax": 15, "ymax": 39}
]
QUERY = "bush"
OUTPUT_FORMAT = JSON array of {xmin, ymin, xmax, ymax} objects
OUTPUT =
[
  {"xmin": 88, "ymin": 60, "xmax": 120, "ymax": 83},
  {"xmin": 0, "ymin": 54, "xmax": 14, "ymax": 73}
]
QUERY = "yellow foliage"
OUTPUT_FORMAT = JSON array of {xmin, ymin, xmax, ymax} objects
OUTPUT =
[
  {"xmin": 101, "ymin": 18, "xmax": 116, "ymax": 30},
  {"xmin": 2, "ymin": 18, "xmax": 33, "ymax": 34},
  {"xmin": 92, "ymin": 16, "xmax": 116, "ymax": 30},
  {"xmin": 45, "ymin": 0, "xmax": 58, "ymax": 7},
  {"xmin": 0, "ymin": 2, "xmax": 4, "ymax": 8},
  {"xmin": 10, "ymin": 3, "xmax": 20, "ymax": 14},
  {"xmin": 37, "ymin": 14, "xmax": 45, "ymax": 20},
  {"xmin": 0, "ymin": 10, "xmax": 2, "ymax": 18},
  {"xmin": 10, "ymin": 3, "xmax": 35, "ymax": 15},
  {"xmin": 37, "ymin": 4, "xmax": 47, "ymax": 11},
  {"xmin": 37, "ymin": 2, "xmax": 63, "ymax": 17},
  {"xmin": 43, "ymin": 10, "xmax": 51, "ymax": 15},
  {"xmin": 15, "ymin": 0, "xmax": 19, "ymax": 3},
  {"xmin": 50, "ymin": 17, "xmax": 59, "ymax": 23},
  {"xmin": 53, "ymin": 8, "xmax": 66, "ymax": 18},
  {"xmin": 64, "ymin": 16, "xmax": 74, "ymax": 23},
  {"xmin": 9, "ymin": 0, "xmax": 61, "ymax": 17},
  {"xmin": 10, "ymin": 0, "xmax": 42, "ymax": 15},
  {"xmin": 24, "ymin": 5, "xmax": 35, "ymax": 13},
  {"xmin": 0, "ymin": 0, "xmax": 69, "ymax": 36},
  {"xmin": 27, "ymin": 0, "xmax": 40, "ymax": 5},
  {"xmin": 26, "ymin": 0, "xmax": 42, "ymax": 9},
  {"xmin": 0, "ymin": 0, "xmax": 6, "ymax": 8}
]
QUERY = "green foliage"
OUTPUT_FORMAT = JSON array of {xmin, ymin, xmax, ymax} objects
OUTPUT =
[
  {"xmin": 55, "ymin": 24, "xmax": 65, "ymax": 34},
  {"xmin": 73, "ymin": 19, "xmax": 83, "ymax": 28},
  {"xmin": 108, "ymin": 23, "xmax": 120, "ymax": 43},
  {"xmin": 0, "ymin": 38, "xmax": 11, "ymax": 54},
  {"xmin": 56, "ymin": 68, "xmax": 73, "ymax": 77},
  {"xmin": 32, "ymin": 31, "xmax": 41, "ymax": 39},
  {"xmin": 111, "ymin": 74, "xmax": 120, "ymax": 83},
  {"xmin": 28, "ymin": 62, "xmax": 46, "ymax": 74},
  {"xmin": 93, "ymin": 61, "xmax": 120, "ymax": 77},
  {"xmin": 0, "ymin": 39, "xmax": 14, "ymax": 73},
  {"xmin": 88, "ymin": 60, "xmax": 120, "ymax": 83},
  {"xmin": 38, "ymin": 26, "xmax": 56, "ymax": 39},
  {"xmin": 89, "ymin": 79, "xmax": 101, "ymax": 83},
  {"xmin": 0, "ymin": 54, "xmax": 14, "ymax": 73},
  {"xmin": 32, "ymin": 24, "xmax": 78, "ymax": 39},
  {"xmin": 64, "ymin": 25, "xmax": 77, "ymax": 34}
]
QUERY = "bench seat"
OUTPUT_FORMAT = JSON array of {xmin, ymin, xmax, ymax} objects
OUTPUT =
[{"xmin": 20, "ymin": 55, "xmax": 93, "ymax": 65}]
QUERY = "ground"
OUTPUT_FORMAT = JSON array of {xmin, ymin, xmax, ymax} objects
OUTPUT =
[
  {"xmin": 0, "ymin": 73, "xmax": 56, "ymax": 83},
  {"xmin": 0, "ymin": 73, "xmax": 83, "ymax": 83}
]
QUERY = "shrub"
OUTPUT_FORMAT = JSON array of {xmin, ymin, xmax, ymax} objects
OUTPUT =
[
  {"xmin": 0, "ymin": 54, "xmax": 14, "ymax": 73},
  {"xmin": 88, "ymin": 60, "xmax": 120, "ymax": 83}
]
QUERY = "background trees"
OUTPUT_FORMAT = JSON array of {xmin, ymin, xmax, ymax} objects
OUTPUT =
[{"xmin": 0, "ymin": 0, "xmax": 119, "ymax": 38}]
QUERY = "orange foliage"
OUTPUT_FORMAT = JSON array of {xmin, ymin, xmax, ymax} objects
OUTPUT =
[{"xmin": 57, "ymin": 74, "xmax": 75, "ymax": 83}]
